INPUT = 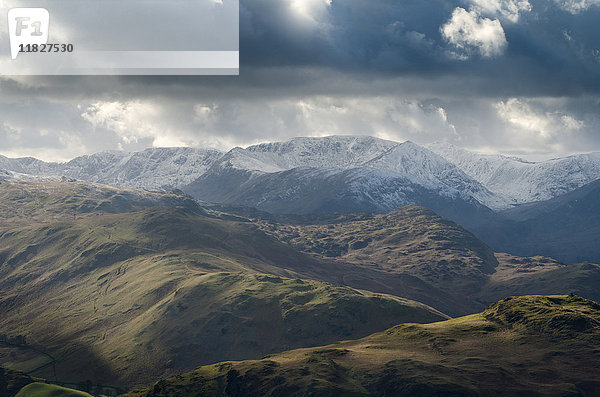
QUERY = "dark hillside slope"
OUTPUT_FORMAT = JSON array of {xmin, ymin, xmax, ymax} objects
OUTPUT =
[
  {"xmin": 127, "ymin": 295, "xmax": 600, "ymax": 397},
  {"xmin": 474, "ymin": 178, "xmax": 600, "ymax": 263}
]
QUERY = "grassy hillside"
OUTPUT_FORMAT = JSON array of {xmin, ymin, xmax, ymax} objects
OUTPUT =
[
  {"xmin": 257, "ymin": 206, "xmax": 498, "ymax": 294},
  {"xmin": 0, "ymin": 181, "xmax": 203, "ymax": 228},
  {"xmin": 127, "ymin": 295, "xmax": 600, "ymax": 397},
  {"xmin": 253, "ymin": 206, "xmax": 600, "ymax": 312},
  {"xmin": 14, "ymin": 382, "xmax": 91, "ymax": 397},
  {"xmin": 0, "ymin": 205, "xmax": 446, "ymax": 388},
  {"xmin": 3, "ymin": 181, "xmax": 600, "ymax": 393}
]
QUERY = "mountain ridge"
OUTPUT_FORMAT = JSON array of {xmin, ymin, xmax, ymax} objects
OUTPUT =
[
  {"xmin": 4, "ymin": 136, "xmax": 600, "ymax": 214},
  {"xmin": 427, "ymin": 141, "xmax": 600, "ymax": 206}
]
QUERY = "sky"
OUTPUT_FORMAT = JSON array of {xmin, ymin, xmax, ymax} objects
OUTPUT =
[{"xmin": 1, "ymin": 0, "xmax": 600, "ymax": 162}]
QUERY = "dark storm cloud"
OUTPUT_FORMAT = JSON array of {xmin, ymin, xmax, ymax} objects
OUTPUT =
[
  {"xmin": 1, "ymin": 0, "xmax": 600, "ymax": 161},
  {"xmin": 3, "ymin": 0, "xmax": 599, "ymax": 98},
  {"xmin": 238, "ymin": 0, "xmax": 599, "ymax": 96},
  {"xmin": 240, "ymin": 0, "xmax": 453, "ymax": 73}
]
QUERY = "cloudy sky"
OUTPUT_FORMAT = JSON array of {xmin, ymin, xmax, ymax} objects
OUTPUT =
[{"xmin": 1, "ymin": 0, "xmax": 599, "ymax": 161}]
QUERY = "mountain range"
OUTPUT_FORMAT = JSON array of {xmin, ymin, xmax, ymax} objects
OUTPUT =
[
  {"xmin": 3, "ymin": 136, "xmax": 600, "ymax": 211},
  {"xmin": 2, "ymin": 135, "xmax": 600, "ymax": 263}
]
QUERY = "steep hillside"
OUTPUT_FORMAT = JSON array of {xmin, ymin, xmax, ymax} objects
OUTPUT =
[
  {"xmin": 364, "ymin": 142, "xmax": 504, "ymax": 210},
  {"xmin": 127, "ymin": 295, "xmax": 600, "ymax": 397},
  {"xmin": 473, "ymin": 179, "xmax": 600, "ymax": 263},
  {"xmin": 185, "ymin": 137, "xmax": 500, "ymax": 229},
  {"xmin": 186, "ymin": 166, "xmax": 495, "ymax": 230},
  {"xmin": 0, "ymin": 204, "xmax": 447, "ymax": 389},
  {"xmin": 254, "ymin": 206, "xmax": 600, "ymax": 310}
]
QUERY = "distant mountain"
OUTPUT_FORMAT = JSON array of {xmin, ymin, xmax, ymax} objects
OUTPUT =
[
  {"xmin": 0, "ymin": 155, "xmax": 58, "ymax": 175},
  {"xmin": 0, "ymin": 147, "xmax": 223, "ymax": 190},
  {"xmin": 3, "ymin": 136, "xmax": 600, "ymax": 216},
  {"xmin": 126, "ymin": 295, "xmax": 600, "ymax": 397},
  {"xmin": 185, "ymin": 137, "xmax": 500, "ymax": 227},
  {"xmin": 228, "ymin": 135, "xmax": 398, "ymax": 171},
  {"xmin": 473, "ymin": 178, "xmax": 600, "ymax": 263},
  {"xmin": 427, "ymin": 142, "xmax": 600, "ymax": 207},
  {"xmin": 4, "ymin": 137, "xmax": 600, "ymax": 263}
]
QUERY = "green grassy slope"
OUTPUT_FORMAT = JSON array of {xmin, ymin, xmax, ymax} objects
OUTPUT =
[
  {"xmin": 14, "ymin": 382, "xmax": 91, "ymax": 397},
  {"xmin": 0, "ymin": 205, "xmax": 446, "ymax": 388},
  {"xmin": 257, "ymin": 205, "xmax": 498, "ymax": 298},
  {"xmin": 3, "ymin": 182, "xmax": 600, "ymax": 393},
  {"xmin": 127, "ymin": 295, "xmax": 600, "ymax": 397},
  {"xmin": 0, "ymin": 181, "xmax": 203, "ymax": 228},
  {"xmin": 255, "ymin": 206, "xmax": 600, "ymax": 311}
]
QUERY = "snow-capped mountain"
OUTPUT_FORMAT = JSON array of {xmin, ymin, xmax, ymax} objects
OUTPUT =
[
  {"xmin": 3, "ymin": 136, "xmax": 600, "ymax": 214},
  {"xmin": 190, "ymin": 136, "xmax": 502, "ymax": 206},
  {"xmin": 226, "ymin": 135, "xmax": 399, "ymax": 172},
  {"xmin": 61, "ymin": 147, "xmax": 223, "ymax": 190},
  {"xmin": 186, "ymin": 165, "xmax": 493, "ymax": 228},
  {"xmin": 427, "ymin": 142, "xmax": 600, "ymax": 206},
  {"xmin": 0, "ymin": 155, "xmax": 59, "ymax": 175},
  {"xmin": 363, "ymin": 142, "xmax": 507, "ymax": 210},
  {"xmin": 0, "ymin": 147, "xmax": 223, "ymax": 190},
  {"xmin": 185, "ymin": 136, "xmax": 498, "ymax": 226},
  {"xmin": 0, "ymin": 167, "xmax": 64, "ymax": 182}
]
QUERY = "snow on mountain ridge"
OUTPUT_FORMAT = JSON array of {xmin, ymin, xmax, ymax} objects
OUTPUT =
[
  {"xmin": 0, "ymin": 147, "xmax": 223, "ymax": 191},
  {"xmin": 62, "ymin": 147, "xmax": 223, "ymax": 190},
  {"xmin": 427, "ymin": 142, "xmax": 600, "ymax": 205},
  {"xmin": 364, "ymin": 142, "xmax": 509, "ymax": 210},
  {"xmin": 227, "ymin": 136, "xmax": 399, "ymax": 172},
  {"xmin": 3, "ymin": 136, "xmax": 600, "ymax": 211},
  {"xmin": 200, "ymin": 136, "xmax": 507, "ymax": 210}
]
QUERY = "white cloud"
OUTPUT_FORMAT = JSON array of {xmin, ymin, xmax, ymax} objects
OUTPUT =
[
  {"xmin": 495, "ymin": 98, "xmax": 585, "ymax": 138},
  {"xmin": 441, "ymin": 8, "xmax": 508, "ymax": 58},
  {"xmin": 82, "ymin": 101, "xmax": 160, "ymax": 144},
  {"xmin": 468, "ymin": 0, "xmax": 532, "ymax": 22},
  {"xmin": 81, "ymin": 101, "xmax": 192, "ymax": 148},
  {"xmin": 187, "ymin": 96, "xmax": 459, "ymax": 148},
  {"xmin": 553, "ymin": 0, "xmax": 600, "ymax": 14}
]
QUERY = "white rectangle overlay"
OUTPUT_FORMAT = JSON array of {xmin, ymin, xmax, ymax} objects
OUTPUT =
[{"xmin": 0, "ymin": 0, "xmax": 239, "ymax": 75}]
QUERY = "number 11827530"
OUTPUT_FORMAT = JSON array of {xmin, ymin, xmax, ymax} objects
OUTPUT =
[{"xmin": 19, "ymin": 43, "xmax": 74, "ymax": 53}]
